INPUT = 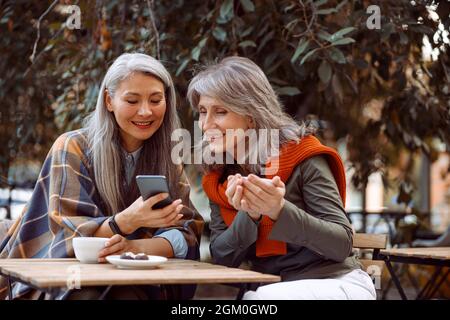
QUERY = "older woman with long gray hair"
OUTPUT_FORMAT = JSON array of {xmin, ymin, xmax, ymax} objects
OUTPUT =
[
  {"xmin": 188, "ymin": 56, "xmax": 376, "ymax": 300},
  {"xmin": 0, "ymin": 53, "xmax": 204, "ymax": 300}
]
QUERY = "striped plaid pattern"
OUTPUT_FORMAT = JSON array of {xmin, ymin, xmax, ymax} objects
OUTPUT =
[{"xmin": 0, "ymin": 130, "xmax": 204, "ymax": 299}]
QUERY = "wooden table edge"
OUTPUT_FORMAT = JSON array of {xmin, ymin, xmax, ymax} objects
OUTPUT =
[
  {"xmin": 0, "ymin": 259, "xmax": 281, "ymax": 289},
  {"xmin": 379, "ymin": 249, "xmax": 450, "ymax": 261}
]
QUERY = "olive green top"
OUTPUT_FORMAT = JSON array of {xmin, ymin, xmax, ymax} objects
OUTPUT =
[{"xmin": 208, "ymin": 155, "xmax": 361, "ymax": 281}]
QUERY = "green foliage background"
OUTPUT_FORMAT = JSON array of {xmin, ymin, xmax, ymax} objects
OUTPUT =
[{"xmin": 1, "ymin": 0, "xmax": 449, "ymax": 205}]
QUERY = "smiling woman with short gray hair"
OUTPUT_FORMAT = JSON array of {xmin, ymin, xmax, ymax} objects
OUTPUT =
[{"xmin": 189, "ymin": 56, "xmax": 376, "ymax": 300}]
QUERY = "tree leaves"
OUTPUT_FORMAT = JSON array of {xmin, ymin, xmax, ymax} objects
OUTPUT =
[
  {"xmin": 276, "ymin": 86, "xmax": 301, "ymax": 96},
  {"xmin": 318, "ymin": 60, "xmax": 332, "ymax": 84},
  {"xmin": 317, "ymin": 30, "xmax": 332, "ymax": 42},
  {"xmin": 331, "ymin": 74, "xmax": 344, "ymax": 103},
  {"xmin": 1, "ymin": 0, "xmax": 449, "ymax": 206},
  {"xmin": 238, "ymin": 40, "xmax": 256, "ymax": 48},
  {"xmin": 220, "ymin": 0, "xmax": 234, "ymax": 19},
  {"xmin": 191, "ymin": 47, "xmax": 201, "ymax": 61},
  {"xmin": 316, "ymin": 8, "xmax": 337, "ymax": 15},
  {"xmin": 191, "ymin": 37, "xmax": 208, "ymax": 61},
  {"xmin": 329, "ymin": 47, "xmax": 347, "ymax": 64},
  {"xmin": 300, "ymin": 48, "xmax": 319, "ymax": 65},
  {"xmin": 313, "ymin": 0, "xmax": 329, "ymax": 7},
  {"xmin": 291, "ymin": 38, "xmax": 309, "ymax": 64},
  {"xmin": 239, "ymin": 0, "xmax": 255, "ymax": 12},
  {"xmin": 176, "ymin": 58, "xmax": 189, "ymax": 76},
  {"xmin": 315, "ymin": 0, "xmax": 348, "ymax": 14},
  {"xmin": 213, "ymin": 26, "xmax": 227, "ymax": 42},
  {"xmin": 331, "ymin": 37, "xmax": 355, "ymax": 46},
  {"xmin": 240, "ymin": 26, "xmax": 254, "ymax": 38},
  {"xmin": 330, "ymin": 27, "xmax": 355, "ymax": 41},
  {"xmin": 257, "ymin": 30, "xmax": 274, "ymax": 53}
]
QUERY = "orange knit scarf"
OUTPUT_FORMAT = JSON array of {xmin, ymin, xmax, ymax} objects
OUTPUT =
[{"xmin": 202, "ymin": 135, "xmax": 346, "ymax": 257}]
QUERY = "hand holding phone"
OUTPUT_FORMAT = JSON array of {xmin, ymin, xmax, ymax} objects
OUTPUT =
[
  {"xmin": 117, "ymin": 176, "xmax": 184, "ymax": 232},
  {"xmin": 136, "ymin": 175, "xmax": 173, "ymax": 209}
]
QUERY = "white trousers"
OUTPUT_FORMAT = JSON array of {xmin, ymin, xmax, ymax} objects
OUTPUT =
[{"xmin": 243, "ymin": 269, "xmax": 376, "ymax": 300}]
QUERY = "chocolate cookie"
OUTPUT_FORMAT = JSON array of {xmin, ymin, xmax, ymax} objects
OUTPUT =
[
  {"xmin": 120, "ymin": 252, "xmax": 135, "ymax": 260},
  {"xmin": 134, "ymin": 253, "xmax": 149, "ymax": 260}
]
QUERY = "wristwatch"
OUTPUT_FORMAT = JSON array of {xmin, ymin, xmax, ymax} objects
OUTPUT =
[{"xmin": 108, "ymin": 214, "xmax": 127, "ymax": 236}]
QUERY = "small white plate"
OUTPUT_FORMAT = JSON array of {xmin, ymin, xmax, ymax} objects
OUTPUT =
[{"xmin": 106, "ymin": 255, "xmax": 168, "ymax": 269}]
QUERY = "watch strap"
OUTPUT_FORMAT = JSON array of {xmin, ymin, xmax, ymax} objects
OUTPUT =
[{"xmin": 108, "ymin": 215, "xmax": 127, "ymax": 236}]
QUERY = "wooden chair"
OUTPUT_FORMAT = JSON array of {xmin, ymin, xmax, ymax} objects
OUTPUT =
[
  {"xmin": 353, "ymin": 233, "xmax": 388, "ymax": 252},
  {"xmin": 353, "ymin": 233, "xmax": 389, "ymax": 292}
]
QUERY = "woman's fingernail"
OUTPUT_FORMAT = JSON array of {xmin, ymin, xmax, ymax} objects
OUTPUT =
[{"xmin": 104, "ymin": 242, "xmax": 109, "ymax": 247}]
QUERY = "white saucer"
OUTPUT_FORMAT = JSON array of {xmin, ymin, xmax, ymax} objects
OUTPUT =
[{"xmin": 106, "ymin": 255, "xmax": 168, "ymax": 269}]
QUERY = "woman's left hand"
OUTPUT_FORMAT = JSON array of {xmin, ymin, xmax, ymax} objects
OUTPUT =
[
  {"xmin": 242, "ymin": 174, "xmax": 286, "ymax": 221},
  {"xmin": 98, "ymin": 234, "xmax": 134, "ymax": 263}
]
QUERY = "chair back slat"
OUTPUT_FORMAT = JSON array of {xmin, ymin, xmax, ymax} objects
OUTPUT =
[{"xmin": 353, "ymin": 233, "xmax": 388, "ymax": 249}]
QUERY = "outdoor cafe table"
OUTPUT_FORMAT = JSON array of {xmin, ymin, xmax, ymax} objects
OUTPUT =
[
  {"xmin": 0, "ymin": 258, "xmax": 280, "ymax": 300},
  {"xmin": 373, "ymin": 247, "xmax": 450, "ymax": 300}
]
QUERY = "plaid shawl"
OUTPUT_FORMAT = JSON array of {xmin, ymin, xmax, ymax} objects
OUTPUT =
[{"xmin": 0, "ymin": 130, "xmax": 204, "ymax": 299}]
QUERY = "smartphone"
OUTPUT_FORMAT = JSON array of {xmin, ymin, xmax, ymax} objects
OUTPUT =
[{"xmin": 136, "ymin": 175, "xmax": 173, "ymax": 209}]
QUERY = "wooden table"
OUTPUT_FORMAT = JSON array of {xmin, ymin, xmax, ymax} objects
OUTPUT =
[
  {"xmin": 0, "ymin": 258, "xmax": 280, "ymax": 300},
  {"xmin": 374, "ymin": 247, "xmax": 450, "ymax": 300}
]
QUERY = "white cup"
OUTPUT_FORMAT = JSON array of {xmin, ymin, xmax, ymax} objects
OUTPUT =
[{"xmin": 72, "ymin": 237, "xmax": 109, "ymax": 264}]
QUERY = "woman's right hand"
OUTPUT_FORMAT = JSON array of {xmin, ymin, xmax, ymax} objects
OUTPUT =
[
  {"xmin": 116, "ymin": 193, "xmax": 184, "ymax": 234},
  {"xmin": 225, "ymin": 174, "xmax": 261, "ymax": 221}
]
